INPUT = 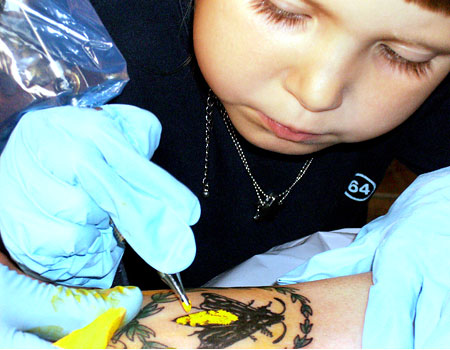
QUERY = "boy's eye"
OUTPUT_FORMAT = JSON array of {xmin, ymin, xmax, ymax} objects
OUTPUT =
[
  {"xmin": 251, "ymin": 1, "xmax": 434, "ymax": 79},
  {"xmin": 378, "ymin": 44, "xmax": 432, "ymax": 78},
  {"xmin": 250, "ymin": 0, "xmax": 310, "ymax": 28}
]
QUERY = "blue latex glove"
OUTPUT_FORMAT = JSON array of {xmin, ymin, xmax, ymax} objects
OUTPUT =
[
  {"xmin": 279, "ymin": 166, "xmax": 450, "ymax": 348},
  {"xmin": 0, "ymin": 105, "xmax": 200, "ymax": 288},
  {"xmin": 0, "ymin": 263, "xmax": 142, "ymax": 349}
]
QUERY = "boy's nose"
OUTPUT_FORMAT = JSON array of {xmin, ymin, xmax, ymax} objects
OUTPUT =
[{"xmin": 285, "ymin": 40, "xmax": 354, "ymax": 113}]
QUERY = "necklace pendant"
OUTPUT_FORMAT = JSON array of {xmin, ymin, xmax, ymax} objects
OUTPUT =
[{"xmin": 253, "ymin": 194, "xmax": 280, "ymax": 221}]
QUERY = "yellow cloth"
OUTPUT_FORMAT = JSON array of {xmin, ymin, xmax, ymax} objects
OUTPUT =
[{"xmin": 53, "ymin": 307, "xmax": 126, "ymax": 349}]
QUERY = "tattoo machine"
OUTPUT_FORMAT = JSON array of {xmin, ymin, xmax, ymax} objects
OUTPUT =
[{"xmin": 0, "ymin": 0, "xmax": 129, "ymax": 151}]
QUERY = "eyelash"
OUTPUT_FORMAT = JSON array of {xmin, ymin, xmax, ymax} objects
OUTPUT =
[
  {"xmin": 251, "ymin": 0, "xmax": 433, "ymax": 78},
  {"xmin": 250, "ymin": 0, "xmax": 309, "ymax": 28},
  {"xmin": 378, "ymin": 44, "xmax": 432, "ymax": 78}
]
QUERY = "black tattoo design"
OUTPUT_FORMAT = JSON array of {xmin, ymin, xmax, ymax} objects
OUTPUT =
[
  {"xmin": 262, "ymin": 286, "xmax": 314, "ymax": 348},
  {"xmin": 111, "ymin": 287, "xmax": 313, "ymax": 349},
  {"xmin": 110, "ymin": 291, "xmax": 177, "ymax": 349},
  {"xmin": 175, "ymin": 292, "xmax": 287, "ymax": 348}
]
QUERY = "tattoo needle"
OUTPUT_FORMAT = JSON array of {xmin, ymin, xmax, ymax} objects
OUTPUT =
[
  {"xmin": 109, "ymin": 220, "xmax": 192, "ymax": 313},
  {"xmin": 157, "ymin": 271, "xmax": 192, "ymax": 313}
]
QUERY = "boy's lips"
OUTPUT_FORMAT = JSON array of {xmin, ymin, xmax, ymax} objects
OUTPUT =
[{"xmin": 258, "ymin": 112, "xmax": 321, "ymax": 142}]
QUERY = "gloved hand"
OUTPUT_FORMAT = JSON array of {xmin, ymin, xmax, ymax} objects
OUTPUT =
[
  {"xmin": 0, "ymin": 263, "xmax": 142, "ymax": 349},
  {"xmin": 279, "ymin": 166, "xmax": 450, "ymax": 348},
  {"xmin": 0, "ymin": 105, "xmax": 200, "ymax": 288}
]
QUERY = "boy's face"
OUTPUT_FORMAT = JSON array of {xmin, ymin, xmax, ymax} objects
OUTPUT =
[{"xmin": 193, "ymin": 0, "xmax": 450, "ymax": 155}]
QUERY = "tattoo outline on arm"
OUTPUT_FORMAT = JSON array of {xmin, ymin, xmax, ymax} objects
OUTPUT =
[
  {"xmin": 175, "ymin": 292, "xmax": 287, "ymax": 348},
  {"xmin": 262, "ymin": 286, "xmax": 314, "ymax": 348},
  {"xmin": 110, "ymin": 287, "xmax": 313, "ymax": 349},
  {"xmin": 110, "ymin": 292, "xmax": 176, "ymax": 349},
  {"xmin": 176, "ymin": 287, "xmax": 313, "ymax": 348}
]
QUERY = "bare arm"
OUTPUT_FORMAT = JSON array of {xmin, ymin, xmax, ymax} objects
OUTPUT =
[
  {"xmin": 109, "ymin": 273, "xmax": 372, "ymax": 349},
  {"xmin": 1, "ymin": 249, "xmax": 371, "ymax": 348}
]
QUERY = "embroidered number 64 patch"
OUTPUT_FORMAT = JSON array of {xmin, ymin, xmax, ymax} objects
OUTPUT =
[{"xmin": 344, "ymin": 173, "xmax": 376, "ymax": 201}]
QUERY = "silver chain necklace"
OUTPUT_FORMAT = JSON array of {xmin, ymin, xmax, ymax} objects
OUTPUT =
[{"xmin": 202, "ymin": 90, "xmax": 314, "ymax": 220}]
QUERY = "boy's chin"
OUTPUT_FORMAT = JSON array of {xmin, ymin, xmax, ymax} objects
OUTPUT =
[{"xmin": 251, "ymin": 139, "xmax": 335, "ymax": 156}]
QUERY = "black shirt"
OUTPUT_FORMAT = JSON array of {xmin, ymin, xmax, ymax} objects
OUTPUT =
[{"xmin": 88, "ymin": 0, "xmax": 450, "ymax": 288}]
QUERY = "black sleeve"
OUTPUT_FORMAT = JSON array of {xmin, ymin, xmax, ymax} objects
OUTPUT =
[{"xmin": 393, "ymin": 74, "xmax": 450, "ymax": 174}]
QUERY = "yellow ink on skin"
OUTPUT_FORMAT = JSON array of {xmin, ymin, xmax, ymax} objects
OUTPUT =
[{"xmin": 176, "ymin": 310, "xmax": 239, "ymax": 327}]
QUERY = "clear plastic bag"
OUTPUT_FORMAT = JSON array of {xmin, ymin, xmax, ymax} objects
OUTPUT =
[{"xmin": 0, "ymin": 0, "xmax": 129, "ymax": 149}]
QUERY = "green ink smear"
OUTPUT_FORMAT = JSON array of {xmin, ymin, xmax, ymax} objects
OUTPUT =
[{"xmin": 26, "ymin": 325, "xmax": 66, "ymax": 341}]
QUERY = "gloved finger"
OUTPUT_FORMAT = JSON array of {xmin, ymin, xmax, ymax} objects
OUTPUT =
[
  {"xmin": 1, "ymin": 212, "xmax": 123, "ymax": 288},
  {"xmin": 1, "ymin": 105, "xmax": 197, "ymax": 279},
  {"xmin": 82, "ymin": 104, "xmax": 201, "ymax": 226},
  {"xmin": 101, "ymin": 104, "xmax": 162, "ymax": 159},
  {"xmin": 2, "ymin": 105, "xmax": 158, "ymax": 223},
  {"xmin": 0, "ymin": 125, "xmax": 107, "ymax": 226},
  {"xmin": 62, "ymin": 106, "xmax": 200, "ymax": 273},
  {"xmin": 0, "ymin": 161, "xmax": 123, "ymax": 287},
  {"xmin": 1, "ymin": 265, "xmax": 142, "ymax": 341},
  {"xmin": 27, "ymin": 104, "xmax": 200, "ymax": 228},
  {"xmin": 1, "ymin": 323, "xmax": 56, "ymax": 349},
  {"xmin": 361, "ymin": 236, "xmax": 421, "ymax": 349},
  {"xmin": 362, "ymin": 194, "xmax": 450, "ymax": 349},
  {"xmin": 2, "ymin": 104, "xmax": 162, "ymax": 222},
  {"xmin": 75, "ymin": 152, "xmax": 198, "ymax": 273},
  {"xmin": 418, "ymin": 291, "xmax": 450, "ymax": 349},
  {"xmin": 414, "ymin": 233, "xmax": 450, "ymax": 349},
  {"xmin": 415, "ymin": 284, "xmax": 450, "ymax": 348},
  {"xmin": 278, "ymin": 222, "xmax": 383, "ymax": 284},
  {"xmin": 0, "ymin": 107, "xmax": 126, "ymax": 287}
]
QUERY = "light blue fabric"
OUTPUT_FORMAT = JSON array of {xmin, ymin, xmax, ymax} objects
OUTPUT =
[
  {"xmin": 0, "ymin": 264, "xmax": 142, "ymax": 348},
  {"xmin": 279, "ymin": 166, "xmax": 450, "ymax": 348},
  {"xmin": 0, "ymin": 105, "xmax": 200, "ymax": 288}
]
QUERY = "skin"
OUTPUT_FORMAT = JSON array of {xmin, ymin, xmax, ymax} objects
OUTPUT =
[
  {"xmin": 109, "ymin": 273, "xmax": 372, "ymax": 349},
  {"xmin": 193, "ymin": 0, "xmax": 450, "ymax": 155},
  {"xmin": 0, "ymin": 250, "xmax": 21, "ymax": 273}
]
